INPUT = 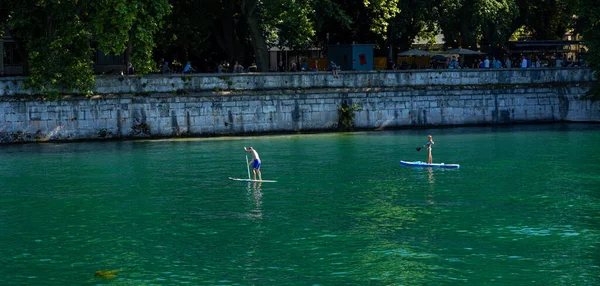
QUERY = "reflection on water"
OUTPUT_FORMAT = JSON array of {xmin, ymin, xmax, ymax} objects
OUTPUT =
[
  {"xmin": 427, "ymin": 167, "xmax": 435, "ymax": 184},
  {"xmin": 246, "ymin": 182, "xmax": 263, "ymax": 221},
  {"xmin": 427, "ymin": 168, "xmax": 435, "ymax": 205}
]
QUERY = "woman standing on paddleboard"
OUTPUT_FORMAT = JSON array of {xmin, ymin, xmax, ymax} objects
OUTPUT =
[{"xmin": 426, "ymin": 135, "xmax": 434, "ymax": 164}]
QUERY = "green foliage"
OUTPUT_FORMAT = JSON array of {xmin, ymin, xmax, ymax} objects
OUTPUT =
[
  {"xmin": 363, "ymin": 0, "xmax": 400, "ymax": 37},
  {"xmin": 438, "ymin": 0, "xmax": 518, "ymax": 48},
  {"xmin": 510, "ymin": 25, "xmax": 530, "ymax": 40},
  {"xmin": 132, "ymin": 122, "xmax": 151, "ymax": 135},
  {"xmin": 313, "ymin": 0, "xmax": 353, "ymax": 32},
  {"xmin": 338, "ymin": 101, "xmax": 362, "ymax": 131},
  {"xmin": 477, "ymin": 0, "xmax": 520, "ymax": 45},
  {"xmin": 2, "ymin": 0, "xmax": 171, "ymax": 93},
  {"xmin": 5, "ymin": 0, "xmax": 95, "ymax": 93},
  {"xmin": 0, "ymin": 0, "xmax": 593, "ymax": 96},
  {"xmin": 388, "ymin": 0, "xmax": 442, "ymax": 51},
  {"xmin": 120, "ymin": 0, "xmax": 171, "ymax": 75},
  {"xmin": 98, "ymin": 128, "xmax": 109, "ymax": 138},
  {"xmin": 44, "ymin": 90, "xmax": 62, "ymax": 101},
  {"xmin": 313, "ymin": 0, "xmax": 399, "ymax": 46},
  {"xmin": 153, "ymin": 0, "xmax": 212, "ymax": 67},
  {"xmin": 578, "ymin": 0, "xmax": 600, "ymax": 100},
  {"xmin": 516, "ymin": 0, "xmax": 579, "ymax": 40},
  {"xmin": 261, "ymin": 0, "xmax": 316, "ymax": 51},
  {"xmin": 88, "ymin": 0, "xmax": 138, "ymax": 53}
]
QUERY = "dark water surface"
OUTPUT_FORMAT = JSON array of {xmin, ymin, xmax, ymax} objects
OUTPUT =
[{"xmin": 1, "ymin": 123, "xmax": 599, "ymax": 285}]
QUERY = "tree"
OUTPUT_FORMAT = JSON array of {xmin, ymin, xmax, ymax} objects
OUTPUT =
[
  {"xmin": 387, "ymin": 0, "xmax": 442, "ymax": 55},
  {"xmin": 438, "ymin": 0, "xmax": 518, "ymax": 49},
  {"xmin": 315, "ymin": 0, "xmax": 398, "ymax": 45},
  {"xmin": 578, "ymin": 0, "xmax": 600, "ymax": 99},
  {"xmin": 205, "ymin": 0, "xmax": 314, "ymax": 72},
  {"xmin": 155, "ymin": 0, "xmax": 314, "ymax": 72},
  {"xmin": 240, "ymin": 0, "xmax": 271, "ymax": 72},
  {"xmin": 514, "ymin": 0, "xmax": 579, "ymax": 40},
  {"xmin": 363, "ymin": 0, "xmax": 401, "ymax": 37},
  {"xmin": 262, "ymin": 0, "xmax": 316, "ymax": 52},
  {"xmin": 153, "ymin": 0, "xmax": 218, "ymax": 71},
  {"xmin": 88, "ymin": 0, "xmax": 171, "ymax": 75},
  {"xmin": 312, "ymin": 0, "xmax": 353, "ymax": 47},
  {"xmin": 2, "ymin": 0, "xmax": 171, "ymax": 94},
  {"xmin": 5, "ymin": 0, "xmax": 96, "ymax": 93},
  {"xmin": 477, "ymin": 0, "xmax": 519, "ymax": 47}
]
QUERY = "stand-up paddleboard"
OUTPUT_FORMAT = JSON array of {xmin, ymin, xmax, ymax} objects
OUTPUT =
[
  {"xmin": 229, "ymin": 177, "xmax": 277, "ymax": 183},
  {"xmin": 400, "ymin": 160, "xmax": 460, "ymax": 169},
  {"xmin": 230, "ymin": 148, "xmax": 278, "ymax": 182}
]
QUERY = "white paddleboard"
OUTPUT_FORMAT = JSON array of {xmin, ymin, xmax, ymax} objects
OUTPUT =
[
  {"xmin": 229, "ymin": 177, "xmax": 277, "ymax": 183},
  {"xmin": 400, "ymin": 160, "xmax": 460, "ymax": 169}
]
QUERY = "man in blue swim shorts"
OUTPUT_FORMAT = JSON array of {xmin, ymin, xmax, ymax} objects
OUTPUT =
[{"xmin": 244, "ymin": 147, "xmax": 262, "ymax": 181}]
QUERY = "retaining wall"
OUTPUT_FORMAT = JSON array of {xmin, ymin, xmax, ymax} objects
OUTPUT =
[{"xmin": 0, "ymin": 68, "xmax": 598, "ymax": 143}]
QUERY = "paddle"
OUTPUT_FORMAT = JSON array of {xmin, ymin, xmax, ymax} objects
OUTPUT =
[
  {"xmin": 416, "ymin": 145, "xmax": 425, "ymax": 151},
  {"xmin": 245, "ymin": 151, "xmax": 251, "ymax": 180}
]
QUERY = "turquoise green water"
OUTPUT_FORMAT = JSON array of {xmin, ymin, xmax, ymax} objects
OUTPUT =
[{"xmin": 1, "ymin": 123, "xmax": 599, "ymax": 285}]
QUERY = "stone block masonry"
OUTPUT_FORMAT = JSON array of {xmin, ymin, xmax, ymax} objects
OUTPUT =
[{"xmin": 0, "ymin": 68, "xmax": 598, "ymax": 144}]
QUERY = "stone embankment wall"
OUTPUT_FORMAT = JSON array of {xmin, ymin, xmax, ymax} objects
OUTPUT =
[{"xmin": 0, "ymin": 68, "xmax": 598, "ymax": 143}]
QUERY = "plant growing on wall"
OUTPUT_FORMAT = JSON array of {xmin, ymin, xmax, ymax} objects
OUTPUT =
[
  {"xmin": 338, "ymin": 100, "xmax": 362, "ymax": 131},
  {"xmin": 132, "ymin": 122, "xmax": 151, "ymax": 136}
]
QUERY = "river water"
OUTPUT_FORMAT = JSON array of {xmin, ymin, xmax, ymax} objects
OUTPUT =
[{"xmin": 1, "ymin": 123, "xmax": 599, "ymax": 285}]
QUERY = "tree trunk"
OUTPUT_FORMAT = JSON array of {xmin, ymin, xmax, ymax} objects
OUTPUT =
[
  {"xmin": 460, "ymin": 22, "xmax": 477, "ymax": 50},
  {"xmin": 124, "ymin": 30, "xmax": 133, "ymax": 72},
  {"xmin": 245, "ymin": 15, "xmax": 269, "ymax": 72},
  {"xmin": 13, "ymin": 36, "xmax": 29, "ymax": 75},
  {"xmin": 386, "ymin": 26, "xmax": 395, "ymax": 68},
  {"xmin": 241, "ymin": 0, "xmax": 268, "ymax": 71},
  {"xmin": 215, "ymin": 0, "xmax": 237, "ymax": 70},
  {"xmin": 398, "ymin": 33, "xmax": 413, "ymax": 52}
]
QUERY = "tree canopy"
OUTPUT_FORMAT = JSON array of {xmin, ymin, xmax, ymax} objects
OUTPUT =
[
  {"xmin": 578, "ymin": 0, "xmax": 600, "ymax": 99},
  {"xmin": 0, "ymin": 0, "xmax": 597, "ymax": 94},
  {"xmin": 1, "ymin": 0, "xmax": 170, "ymax": 93}
]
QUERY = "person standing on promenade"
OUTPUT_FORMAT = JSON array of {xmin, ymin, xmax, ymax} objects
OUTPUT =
[
  {"xmin": 183, "ymin": 61, "xmax": 195, "ymax": 73},
  {"xmin": 127, "ymin": 62, "xmax": 135, "ymax": 75},
  {"xmin": 161, "ymin": 61, "xmax": 172, "ymax": 74},
  {"xmin": 521, "ymin": 56, "xmax": 528, "ymax": 68},
  {"xmin": 244, "ymin": 147, "xmax": 262, "ymax": 181},
  {"xmin": 329, "ymin": 60, "xmax": 339, "ymax": 78}
]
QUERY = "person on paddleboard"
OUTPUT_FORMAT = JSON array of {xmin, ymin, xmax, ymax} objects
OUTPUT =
[
  {"xmin": 244, "ymin": 147, "xmax": 262, "ymax": 181},
  {"xmin": 426, "ymin": 135, "xmax": 434, "ymax": 164}
]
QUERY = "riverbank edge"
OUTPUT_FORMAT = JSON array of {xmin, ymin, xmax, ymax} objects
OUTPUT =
[{"xmin": 2, "ymin": 122, "xmax": 598, "ymax": 146}]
